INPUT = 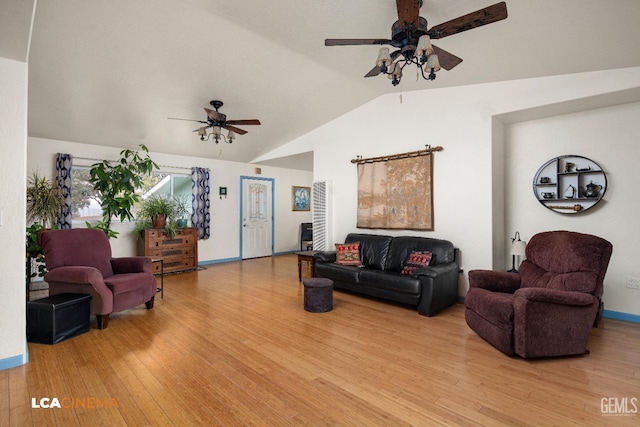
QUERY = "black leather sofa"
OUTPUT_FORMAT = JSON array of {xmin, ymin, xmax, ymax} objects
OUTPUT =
[{"xmin": 313, "ymin": 233, "xmax": 460, "ymax": 316}]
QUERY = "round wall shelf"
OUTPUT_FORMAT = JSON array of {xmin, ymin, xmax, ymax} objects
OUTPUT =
[{"xmin": 532, "ymin": 155, "xmax": 607, "ymax": 214}]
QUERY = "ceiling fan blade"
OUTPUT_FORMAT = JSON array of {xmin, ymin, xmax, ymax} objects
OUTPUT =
[
  {"xmin": 325, "ymin": 38, "xmax": 393, "ymax": 46},
  {"xmin": 427, "ymin": 1, "xmax": 508, "ymax": 39},
  {"xmin": 364, "ymin": 50, "xmax": 402, "ymax": 77},
  {"xmin": 396, "ymin": 0, "xmax": 421, "ymax": 31},
  {"xmin": 432, "ymin": 45, "xmax": 463, "ymax": 71},
  {"xmin": 192, "ymin": 125, "xmax": 211, "ymax": 132},
  {"xmin": 168, "ymin": 117, "xmax": 208, "ymax": 124},
  {"xmin": 364, "ymin": 66, "xmax": 382, "ymax": 78},
  {"xmin": 224, "ymin": 125, "xmax": 248, "ymax": 135},
  {"xmin": 225, "ymin": 119, "xmax": 261, "ymax": 126},
  {"xmin": 204, "ymin": 107, "xmax": 226, "ymax": 122}
]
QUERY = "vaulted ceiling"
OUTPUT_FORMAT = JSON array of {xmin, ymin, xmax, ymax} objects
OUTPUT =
[{"xmin": 5, "ymin": 1, "xmax": 640, "ymax": 170}]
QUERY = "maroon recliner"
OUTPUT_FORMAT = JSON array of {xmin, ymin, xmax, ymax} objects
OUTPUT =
[
  {"xmin": 465, "ymin": 230, "xmax": 612, "ymax": 358},
  {"xmin": 38, "ymin": 228, "xmax": 157, "ymax": 329}
]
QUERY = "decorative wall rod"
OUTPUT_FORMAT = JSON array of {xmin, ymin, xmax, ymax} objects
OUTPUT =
[{"xmin": 351, "ymin": 145, "xmax": 443, "ymax": 164}]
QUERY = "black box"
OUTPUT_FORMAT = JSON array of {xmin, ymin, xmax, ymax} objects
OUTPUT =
[{"xmin": 27, "ymin": 293, "xmax": 92, "ymax": 344}]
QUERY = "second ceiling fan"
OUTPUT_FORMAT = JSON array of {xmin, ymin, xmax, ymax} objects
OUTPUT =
[
  {"xmin": 169, "ymin": 100, "xmax": 261, "ymax": 143},
  {"xmin": 325, "ymin": 1, "xmax": 508, "ymax": 85}
]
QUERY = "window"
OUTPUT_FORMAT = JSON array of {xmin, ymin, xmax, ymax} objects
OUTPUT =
[{"xmin": 71, "ymin": 168, "xmax": 191, "ymax": 222}]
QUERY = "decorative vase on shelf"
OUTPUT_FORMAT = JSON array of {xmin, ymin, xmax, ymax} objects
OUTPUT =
[{"xmin": 564, "ymin": 184, "xmax": 576, "ymax": 199}]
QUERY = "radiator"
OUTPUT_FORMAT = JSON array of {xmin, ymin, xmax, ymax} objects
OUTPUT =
[{"xmin": 312, "ymin": 180, "xmax": 332, "ymax": 251}]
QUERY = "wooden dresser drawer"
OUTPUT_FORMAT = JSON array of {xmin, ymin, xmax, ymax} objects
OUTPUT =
[{"xmin": 138, "ymin": 228, "xmax": 198, "ymax": 274}]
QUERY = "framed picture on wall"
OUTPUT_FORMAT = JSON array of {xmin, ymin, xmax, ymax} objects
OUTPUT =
[{"xmin": 292, "ymin": 186, "xmax": 311, "ymax": 211}]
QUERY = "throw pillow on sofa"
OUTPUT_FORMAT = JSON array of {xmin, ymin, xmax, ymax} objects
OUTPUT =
[
  {"xmin": 335, "ymin": 242, "xmax": 362, "ymax": 266},
  {"xmin": 401, "ymin": 250, "xmax": 432, "ymax": 276}
]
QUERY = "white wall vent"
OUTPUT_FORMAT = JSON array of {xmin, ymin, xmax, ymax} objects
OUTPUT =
[{"xmin": 312, "ymin": 180, "xmax": 332, "ymax": 251}]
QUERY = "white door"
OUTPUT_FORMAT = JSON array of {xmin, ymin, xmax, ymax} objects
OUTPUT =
[{"xmin": 241, "ymin": 178, "xmax": 273, "ymax": 259}]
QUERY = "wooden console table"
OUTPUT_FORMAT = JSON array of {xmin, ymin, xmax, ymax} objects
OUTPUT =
[{"xmin": 296, "ymin": 251, "xmax": 320, "ymax": 282}]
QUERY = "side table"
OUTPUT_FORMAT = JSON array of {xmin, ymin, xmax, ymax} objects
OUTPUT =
[
  {"xmin": 296, "ymin": 251, "xmax": 320, "ymax": 282},
  {"xmin": 152, "ymin": 258, "xmax": 164, "ymax": 299}
]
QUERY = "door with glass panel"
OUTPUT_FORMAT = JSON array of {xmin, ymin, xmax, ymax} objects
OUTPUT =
[{"xmin": 241, "ymin": 177, "xmax": 273, "ymax": 259}]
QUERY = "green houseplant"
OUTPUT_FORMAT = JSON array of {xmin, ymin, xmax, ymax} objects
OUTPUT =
[
  {"xmin": 26, "ymin": 170, "xmax": 65, "ymax": 228},
  {"xmin": 137, "ymin": 195, "xmax": 177, "ymax": 229},
  {"xmin": 25, "ymin": 171, "xmax": 64, "ymax": 300},
  {"xmin": 136, "ymin": 195, "xmax": 179, "ymax": 238},
  {"xmin": 174, "ymin": 194, "xmax": 191, "ymax": 227},
  {"xmin": 88, "ymin": 144, "xmax": 158, "ymax": 238},
  {"xmin": 25, "ymin": 223, "xmax": 50, "ymax": 301}
]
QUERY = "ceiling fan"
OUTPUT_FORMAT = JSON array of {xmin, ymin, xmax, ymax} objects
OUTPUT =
[
  {"xmin": 168, "ymin": 100, "xmax": 261, "ymax": 143},
  {"xmin": 325, "ymin": 0, "xmax": 508, "ymax": 85}
]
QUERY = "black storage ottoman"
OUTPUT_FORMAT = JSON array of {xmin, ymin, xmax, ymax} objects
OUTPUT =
[
  {"xmin": 303, "ymin": 278, "xmax": 333, "ymax": 313},
  {"xmin": 27, "ymin": 293, "xmax": 92, "ymax": 344}
]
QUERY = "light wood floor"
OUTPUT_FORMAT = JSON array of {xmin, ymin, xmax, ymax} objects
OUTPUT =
[{"xmin": 3, "ymin": 254, "xmax": 639, "ymax": 426}]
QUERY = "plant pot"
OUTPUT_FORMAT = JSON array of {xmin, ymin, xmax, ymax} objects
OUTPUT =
[
  {"xmin": 176, "ymin": 218, "xmax": 188, "ymax": 227},
  {"xmin": 151, "ymin": 214, "xmax": 166, "ymax": 229}
]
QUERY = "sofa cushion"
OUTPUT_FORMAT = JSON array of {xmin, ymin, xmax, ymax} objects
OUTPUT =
[
  {"xmin": 38, "ymin": 228, "xmax": 115, "ymax": 278},
  {"xmin": 335, "ymin": 242, "xmax": 362, "ymax": 266},
  {"xmin": 345, "ymin": 233, "xmax": 393, "ymax": 270},
  {"xmin": 358, "ymin": 269, "xmax": 421, "ymax": 295},
  {"xmin": 401, "ymin": 251, "xmax": 432, "ymax": 276},
  {"xmin": 385, "ymin": 236, "xmax": 454, "ymax": 273},
  {"xmin": 465, "ymin": 288, "xmax": 514, "ymax": 326},
  {"xmin": 520, "ymin": 230, "xmax": 612, "ymax": 295},
  {"xmin": 315, "ymin": 262, "xmax": 361, "ymax": 283},
  {"xmin": 105, "ymin": 273, "xmax": 155, "ymax": 296}
]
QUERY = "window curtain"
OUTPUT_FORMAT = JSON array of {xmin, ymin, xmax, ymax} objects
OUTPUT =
[
  {"xmin": 55, "ymin": 153, "xmax": 73, "ymax": 229},
  {"xmin": 191, "ymin": 167, "xmax": 211, "ymax": 239}
]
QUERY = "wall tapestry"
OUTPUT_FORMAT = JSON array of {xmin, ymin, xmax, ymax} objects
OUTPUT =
[{"xmin": 356, "ymin": 148, "xmax": 437, "ymax": 230}]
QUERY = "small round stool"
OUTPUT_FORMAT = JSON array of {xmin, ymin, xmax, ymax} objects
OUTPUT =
[{"xmin": 303, "ymin": 278, "xmax": 333, "ymax": 313}]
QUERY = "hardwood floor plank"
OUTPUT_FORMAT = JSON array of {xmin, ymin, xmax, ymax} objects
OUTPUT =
[{"xmin": 6, "ymin": 254, "xmax": 640, "ymax": 425}]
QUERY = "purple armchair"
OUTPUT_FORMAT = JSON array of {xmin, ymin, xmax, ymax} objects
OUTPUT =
[
  {"xmin": 38, "ymin": 228, "xmax": 157, "ymax": 329},
  {"xmin": 465, "ymin": 231, "xmax": 612, "ymax": 358}
]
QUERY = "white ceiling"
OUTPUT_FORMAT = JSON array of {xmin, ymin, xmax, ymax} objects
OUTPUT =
[{"xmin": 6, "ymin": 1, "xmax": 640, "ymax": 170}]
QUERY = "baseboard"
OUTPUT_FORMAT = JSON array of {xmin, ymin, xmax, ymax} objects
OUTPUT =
[
  {"xmin": 602, "ymin": 310, "xmax": 640, "ymax": 324},
  {"xmin": 200, "ymin": 252, "xmax": 301, "ymax": 265},
  {"xmin": 275, "ymin": 250, "xmax": 299, "ymax": 256},
  {"xmin": 0, "ymin": 353, "xmax": 27, "ymax": 371},
  {"xmin": 199, "ymin": 257, "xmax": 241, "ymax": 266}
]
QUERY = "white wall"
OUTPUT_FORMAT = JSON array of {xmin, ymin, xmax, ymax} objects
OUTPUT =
[
  {"xmin": 27, "ymin": 138, "xmax": 313, "ymax": 261},
  {"xmin": 299, "ymin": 67, "xmax": 640, "ymax": 315},
  {"xmin": 0, "ymin": 57, "xmax": 28, "ymax": 367},
  {"xmin": 504, "ymin": 101, "xmax": 640, "ymax": 315}
]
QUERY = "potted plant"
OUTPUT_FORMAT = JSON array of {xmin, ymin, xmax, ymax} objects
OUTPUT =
[
  {"xmin": 174, "ymin": 194, "xmax": 191, "ymax": 227},
  {"xmin": 26, "ymin": 170, "xmax": 65, "ymax": 228},
  {"xmin": 88, "ymin": 144, "xmax": 158, "ymax": 238},
  {"xmin": 25, "ymin": 171, "xmax": 64, "ymax": 300},
  {"xmin": 137, "ymin": 195, "xmax": 177, "ymax": 230}
]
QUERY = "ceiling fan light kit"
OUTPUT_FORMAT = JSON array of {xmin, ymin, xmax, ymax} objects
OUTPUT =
[
  {"xmin": 377, "ymin": 35, "xmax": 439, "ymax": 86},
  {"xmin": 169, "ymin": 100, "xmax": 261, "ymax": 144},
  {"xmin": 198, "ymin": 125, "xmax": 236, "ymax": 144},
  {"xmin": 325, "ymin": 1, "xmax": 508, "ymax": 86}
]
